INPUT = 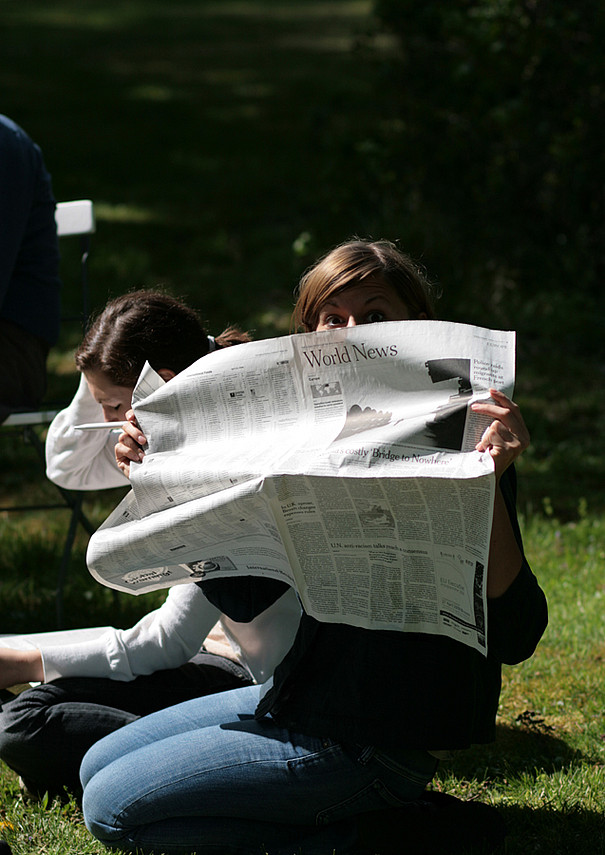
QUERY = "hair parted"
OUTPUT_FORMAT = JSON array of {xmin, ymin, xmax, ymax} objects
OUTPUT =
[
  {"xmin": 292, "ymin": 238, "xmax": 437, "ymax": 332},
  {"xmin": 75, "ymin": 289, "xmax": 251, "ymax": 387}
]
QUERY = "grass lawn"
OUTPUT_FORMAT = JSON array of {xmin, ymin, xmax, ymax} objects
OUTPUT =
[
  {"xmin": 0, "ymin": 510, "xmax": 603, "ymax": 854},
  {"xmin": 0, "ymin": 1, "xmax": 604, "ymax": 853}
]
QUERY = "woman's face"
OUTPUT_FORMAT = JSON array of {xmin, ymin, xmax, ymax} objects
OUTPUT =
[
  {"xmin": 84, "ymin": 370, "xmax": 134, "ymax": 422},
  {"xmin": 315, "ymin": 282, "xmax": 413, "ymax": 331}
]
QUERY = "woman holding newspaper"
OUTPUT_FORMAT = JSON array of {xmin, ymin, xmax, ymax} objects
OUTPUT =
[
  {"xmin": 83, "ymin": 241, "xmax": 547, "ymax": 855},
  {"xmin": 0, "ymin": 290, "xmax": 300, "ymax": 799}
]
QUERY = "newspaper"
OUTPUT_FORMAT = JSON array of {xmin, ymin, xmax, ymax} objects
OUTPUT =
[{"xmin": 87, "ymin": 321, "xmax": 515, "ymax": 655}]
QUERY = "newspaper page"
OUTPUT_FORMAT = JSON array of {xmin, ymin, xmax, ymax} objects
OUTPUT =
[{"xmin": 87, "ymin": 321, "xmax": 515, "ymax": 654}]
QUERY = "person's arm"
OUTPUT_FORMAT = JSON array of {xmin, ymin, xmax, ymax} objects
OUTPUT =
[
  {"xmin": 45, "ymin": 373, "xmax": 128, "ymax": 490},
  {"xmin": 1, "ymin": 585, "xmax": 220, "ymax": 686},
  {"xmin": 0, "ymin": 116, "xmax": 60, "ymax": 343},
  {"xmin": 485, "ymin": 486, "xmax": 524, "ymax": 598},
  {"xmin": 0, "ymin": 647, "xmax": 44, "ymax": 689},
  {"xmin": 487, "ymin": 556, "xmax": 547, "ymax": 664},
  {"xmin": 471, "ymin": 388, "xmax": 530, "ymax": 598},
  {"xmin": 469, "ymin": 389, "xmax": 548, "ymax": 661},
  {"xmin": 0, "ymin": 118, "xmax": 33, "ymax": 307},
  {"xmin": 484, "ymin": 465, "xmax": 548, "ymax": 664},
  {"xmin": 0, "ymin": 583, "xmax": 302, "ymax": 689}
]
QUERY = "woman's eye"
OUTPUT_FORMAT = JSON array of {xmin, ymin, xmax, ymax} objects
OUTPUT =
[
  {"xmin": 324, "ymin": 315, "xmax": 344, "ymax": 327},
  {"xmin": 366, "ymin": 310, "xmax": 386, "ymax": 323}
]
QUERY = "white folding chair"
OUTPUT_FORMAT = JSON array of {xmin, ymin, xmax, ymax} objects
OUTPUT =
[
  {"xmin": 1, "ymin": 200, "xmax": 97, "ymax": 627},
  {"xmin": 54, "ymin": 199, "xmax": 96, "ymax": 325}
]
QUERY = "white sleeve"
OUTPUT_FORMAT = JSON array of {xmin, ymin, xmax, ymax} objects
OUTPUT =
[
  {"xmin": 40, "ymin": 584, "xmax": 221, "ymax": 682},
  {"xmin": 40, "ymin": 585, "xmax": 302, "ymax": 686},
  {"xmin": 45, "ymin": 373, "xmax": 127, "ymax": 490}
]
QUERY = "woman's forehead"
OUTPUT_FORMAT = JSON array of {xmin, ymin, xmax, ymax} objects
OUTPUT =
[
  {"xmin": 323, "ymin": 280, "xmax": 401, "ymax": 306},
  {"xmin": 84, "ymin": 369, "xmax": 133, "ymax": 398}
]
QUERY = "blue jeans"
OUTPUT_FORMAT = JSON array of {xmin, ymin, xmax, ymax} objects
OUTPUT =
[{"xmin": 81, "ymin": 684, "xmax": 437, "ymax": 855}]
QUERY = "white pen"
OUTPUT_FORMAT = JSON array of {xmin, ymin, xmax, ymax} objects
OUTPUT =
[{"xmin": 74, "ymin": 421, "xmax": 126, "ymax": 431}]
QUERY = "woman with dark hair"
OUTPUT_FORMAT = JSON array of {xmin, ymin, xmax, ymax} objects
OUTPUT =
[
  {"xmin": 47, "ymin": 289, "xmax": 250, "ymax": 489},
  {"xmin": 74, "ymin": 289, "xmax": 249, "ymax": 390},
  {"xmin": 81, "ymin": 242, "xmax": 547, "ymax": 855},
  {"xmin": 0, "ymin": 289, "xmax": 300, "ymax": 800}
]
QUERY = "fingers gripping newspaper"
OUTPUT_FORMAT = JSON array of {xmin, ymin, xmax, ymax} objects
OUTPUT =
[{"xmin": 87, "ymin": 321, "xmax": 515, "ymax": 655}]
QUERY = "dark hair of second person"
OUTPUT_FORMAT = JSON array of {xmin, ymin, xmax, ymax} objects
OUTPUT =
[{"xmin": 75, "ymin": 290, "xmax": 250, "ymax": 387}]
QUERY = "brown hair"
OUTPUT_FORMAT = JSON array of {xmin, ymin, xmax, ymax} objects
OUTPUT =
[
  {"xmin": 75, "ymin": 290, "xmax": 250, "ymax": 386},
  {"xmin": 292, "ymin": 239, "xmax": 437, "ymax": 332}
]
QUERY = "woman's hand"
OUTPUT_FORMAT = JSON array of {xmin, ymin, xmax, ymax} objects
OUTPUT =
[
  {"xmin": 471, "ymin": 388, "xmax": 530, "ymax": 480},
  {"xmin": 0, "ymin": 647, "xmax": 44, "ymax": 690},
  {"xmin": 471, "ymin": 389, "xmax": 529, "ymax": 597},
  {"xmin": 115, "ymin": 410, "xmax": 147, "ymax": 478}
]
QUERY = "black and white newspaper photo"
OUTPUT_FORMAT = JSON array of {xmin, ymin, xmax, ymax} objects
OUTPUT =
[{"xmin": 86, "ymin": 320, "xmax": 516, "ymax": 655}]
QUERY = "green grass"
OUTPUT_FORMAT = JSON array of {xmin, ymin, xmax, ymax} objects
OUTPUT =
[
  {"xmin": 0, "ymin": 787, "xmax": 101, "ymax": 855},
  {"xmin": 0, "ymin": 512, "xmax": 603, "ymax": 854},
  {"xmin": 433, "ymin": 512, "xmax": 605, "ymax": 854},
  {"xmin": 1, "ymin": 1, "xmax": 604, "ymax": 852}
]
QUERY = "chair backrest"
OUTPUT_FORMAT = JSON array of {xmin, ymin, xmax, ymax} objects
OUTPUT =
[
  {"xmin": 55, "ymin": 199, "xmax": 95, "ymax": 237},
  {"xmin": 55, "ymin": 199, "xmax": 96, "ymax": 328}
]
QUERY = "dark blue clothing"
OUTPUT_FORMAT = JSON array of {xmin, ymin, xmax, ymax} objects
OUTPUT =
[
  {"xmin": 0, "ymin": 114, "xmax": 60, "ymax": 346},
  {"xmin": 201, "ymin": 466, "xmax": 548, "ymax": 752}
]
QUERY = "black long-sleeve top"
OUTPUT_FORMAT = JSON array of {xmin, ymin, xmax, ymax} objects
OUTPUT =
[{"xmin": 200, "ymin": 467, "xmax": 547, "ymax": 751}]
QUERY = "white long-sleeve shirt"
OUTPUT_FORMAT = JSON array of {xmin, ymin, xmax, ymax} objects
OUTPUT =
[
  {"xmin": 40, "ymin": 582, "xmax": 301, "ymax": 685},
  {"xmin": 40, "ymin": 374, "xmax": 301, "ymax": 685}
]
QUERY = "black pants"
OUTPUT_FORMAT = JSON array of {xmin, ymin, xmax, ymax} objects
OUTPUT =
[{"xmin": 0, "ymin": 652, "xmax": 252, "ymax": 798}]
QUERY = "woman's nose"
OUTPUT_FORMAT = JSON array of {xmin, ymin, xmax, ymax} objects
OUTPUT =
[
  {"xmin": 346, "ymin": 316, "xmax": 358, "ymax": 327},
  {"xmin": 102, "ymin": 406, "xmax": 121, "ymax": 422}
]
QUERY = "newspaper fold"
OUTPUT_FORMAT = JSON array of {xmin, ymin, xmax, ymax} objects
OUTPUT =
[{"xmin": 87, "ymin": 320, "xmax": 516, "ymax": 655}]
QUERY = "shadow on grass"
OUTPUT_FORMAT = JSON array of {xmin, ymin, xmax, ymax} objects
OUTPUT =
[
  {"xmin": 441, "ymin": 721, "xmax": 592, "ymax": 783},
  {"xmin": 435, "ymin": 722, "xmax": 604, "ymax": 853},
  {"xmin": 498, "ymin": 803, "xmax": 605, "ymax": 855}
]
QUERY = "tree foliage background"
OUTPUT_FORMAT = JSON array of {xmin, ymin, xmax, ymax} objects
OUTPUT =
[
  {"xmin": 334, "ymin": 1, "xmax": 605, "ymax": 341},
  {"xmin": 1, "ymin": 0, "xmax": 603, "ymax": 521}
]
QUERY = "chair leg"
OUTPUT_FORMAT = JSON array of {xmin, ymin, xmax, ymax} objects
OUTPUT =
[
  {"xmin": 21, "ymin": 423, "xmax": 122, "ymax": 629},
  {"xmin": 21, "ymin": 425, "xmax": 98, "ymax": 626},
  {"xmin": 56, "ymin": 496, "xmax": 84, "ymax": 628},
  {"xmin": 54, "ymin": 491, "xmax": 118, "ymax": 627}
]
